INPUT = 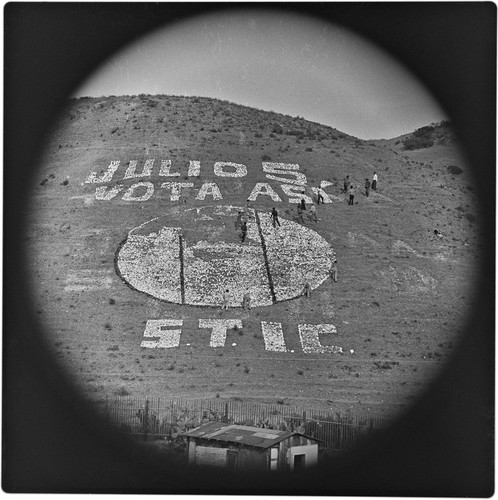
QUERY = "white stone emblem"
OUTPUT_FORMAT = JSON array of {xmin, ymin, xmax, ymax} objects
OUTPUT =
[{"xmin": 116, "ymin": 205, "xmax": 335, "ymax": 307}]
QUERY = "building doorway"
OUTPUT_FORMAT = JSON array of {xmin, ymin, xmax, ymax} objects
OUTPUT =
[{"xmin": 293, "ymin": 453, "xmax": 306, "ymax": 470}]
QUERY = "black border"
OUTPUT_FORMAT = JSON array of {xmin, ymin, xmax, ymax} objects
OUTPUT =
[{"xmin": 4, "ymin": 2, "xmax": 495, "ymax": 494}]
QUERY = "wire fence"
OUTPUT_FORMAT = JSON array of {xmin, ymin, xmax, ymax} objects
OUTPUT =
[{"xmin": 96, "ymin": 397, "xmax": 392, "ymax": 451}]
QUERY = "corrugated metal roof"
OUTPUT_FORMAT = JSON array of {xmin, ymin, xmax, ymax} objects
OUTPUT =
[{"xmin": 185, "ymin": 422, "xmax": 318, "ymax": 449}]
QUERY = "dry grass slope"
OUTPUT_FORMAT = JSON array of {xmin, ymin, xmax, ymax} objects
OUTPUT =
[{"xmin": 27, "ymin": 94, "xmax": 481, "ymax": 420}]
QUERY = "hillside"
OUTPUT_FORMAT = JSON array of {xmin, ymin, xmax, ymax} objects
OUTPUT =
[{"xmin": 26, "ymin": 94, "xmax": 481, "ymax": 423}]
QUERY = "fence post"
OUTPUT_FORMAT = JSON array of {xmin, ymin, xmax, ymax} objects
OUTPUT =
[{"xmin": 144, "ymin": 398, "xmax": 150, "ymax": 441}]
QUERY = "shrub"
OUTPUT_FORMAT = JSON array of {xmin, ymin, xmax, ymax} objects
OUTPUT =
[
  {"xmin": 403, "ymin": 125, "xmax": 435, "ymax": 150},
  {"xmin": 287, "ymin": 129, "xmax": 304, "ymax": 138},
  {"xmin": 262, "ymin": 154, "xmax": 272, "ymax": 161},
  {"xmin": 447, "ymin": 165, "xmax": 463, "ymax": 175},
  {"xmin": 272, "ymin": 123, "xmax": 284, "ymax": 134},
  {"xmin": 374, "ymin": 361, "xmax": 399, "ymax": 370}
]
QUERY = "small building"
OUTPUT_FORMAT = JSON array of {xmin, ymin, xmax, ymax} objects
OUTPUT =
[{"xmin": 185, "ymin": 421, "xmax": 321, "ymax": 472}]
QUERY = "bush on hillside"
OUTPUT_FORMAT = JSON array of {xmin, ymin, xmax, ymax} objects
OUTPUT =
[
  {"xmin": 286, "ymin": 129, "xmax": 305, "ymax": 138},
  {"xmin": 272, "ymin": 123, "xmax": 284, "ymax": 134},
  {"xmin": 403, "ymin": 125, "xmax": 435, "ymax": 150},
  {"xmin": 447, "ymin": 165, "xmax": 463, "ymax": 175}
]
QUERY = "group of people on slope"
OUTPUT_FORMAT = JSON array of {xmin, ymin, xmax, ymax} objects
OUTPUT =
[
  {"xmin": 240, "ymin": 193, "xmax": 320, "ymax": 234},
  {"xmin": 270, "ymin": 193, "xmax": 321, "ymax": 229},
  {"xmin": 343, "ymin": 171, "xmax": 378, "ymax": 205},
  {"xmin": 295, "ymin": 191, "xmax": 319, "ymax": 225},
  {"xmin": 222, "ymin": 181, "xmax": 345, "ymax": 310}
]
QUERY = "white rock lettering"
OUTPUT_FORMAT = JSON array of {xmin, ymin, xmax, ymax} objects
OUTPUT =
[
  {"xmin": 140, "ymin": 319, "xmax": 183, "ymax": 348},
  {"xmin": 122, "ymin": 182, "xmax": 155, "ymax": 201},
  {"xmin": 298, "ymin": 324, "xmax": 343, "ymax": 354},
  {"xmin": 261, "ymin": 321, "xmax": 288, "ymax": 352},
  {"xmin": 199, "ymin": 319, "xmax": 243, "ymax": 348}
]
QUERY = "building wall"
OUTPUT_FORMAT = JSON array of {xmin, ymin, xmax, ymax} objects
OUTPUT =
[
  {"xmin": 287, "ymin": 444, "xmax": 319, "ymax": 471},
  {"xmin": 236, "ymin": 448, "xmax": 268, "ymax": 471},
  {"xmin": 188, "ymin": 439, "xmax": 268, "ymax": 471},
  {"xmin": 187, "ymin": 438, "xmax": 196, "ymax": 463},
  {"xmin": 279, "ymin": 437, "xmax": 320, "ymax": 471},
  {"xmin": 194, "ymin": 444, "xmax": 228, "ymax": 467}
]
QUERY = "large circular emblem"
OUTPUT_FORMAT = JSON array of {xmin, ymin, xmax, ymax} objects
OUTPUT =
[{"xmin": 116, "ymin": 205, "xmax": 335, "ymax": 307}]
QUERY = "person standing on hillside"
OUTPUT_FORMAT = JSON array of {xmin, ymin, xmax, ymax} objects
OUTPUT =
[
  {"xmin": 309, "ymin": 203, "xmax": 318, "ymax": 223},
  {"xmin": 302, "ymin": 282, "xmax": 311, "ymax": 298},
  {"xmin": 297, "ymin": 203, "xmax": 304, "ymax": 223},
  {"xmin": 348, "ymin": 184, "xmax": 355, "ymax": 205},
  {"xmin": 242, "ymin": 292, "xmax": 251, "ymax": 310},
  {"xmin": 300, "ymin": 191, "xmax": 306, "ymax": 211},
  {"xmin": 316, "ymin": 185, "xmax": 324, "ymax": 205},
  {"xmin": 372, "ymin": 171, "xmax": 378, "ymax": 190},
  {"xmin": 365, "ymin": 178, "xmax": 371, "ymax": 197},
  {"xmin": 343, "ymin": 175, "xmax": 350, "ymax": 193},
  {"xmin": 271, "ymin": 207, "xmax": 281, "ymax": 228},
  {"xmin": 241, "ymin": 220, "xmax": 248, "ymax": 242},
  {"xmin": 330, "ymin": 260, "xmax": 338, "ymax": 282},
  {"xmin": 235, "ymin": 209, "xmax": 243, "ymax": 230},
  {"xmin": 222, "ymin": 289, "xmax": 231, "ymax": 310}
]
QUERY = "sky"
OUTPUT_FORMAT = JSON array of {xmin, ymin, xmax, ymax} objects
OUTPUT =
[{"xmin": 73, "ymin": 9, "xmax": 447, "ymax": 140}]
